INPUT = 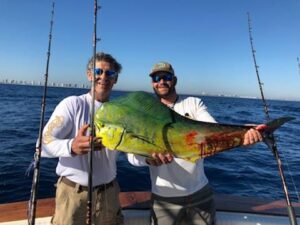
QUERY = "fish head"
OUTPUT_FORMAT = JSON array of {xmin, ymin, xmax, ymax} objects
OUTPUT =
[
  {"xmin": 95, "ymin": 121, "xmax": 124, "ymax": 150},
  {"xmin": 94, "ymin": 103, "xmax": 126, "ymax": 150}
]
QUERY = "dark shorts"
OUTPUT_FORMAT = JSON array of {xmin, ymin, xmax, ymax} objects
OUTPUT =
[{"xmin": 151, "ymin": 184, "xmax": 215, "ymax": 225}]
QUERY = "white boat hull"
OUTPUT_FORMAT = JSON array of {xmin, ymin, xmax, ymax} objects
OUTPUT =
[{"xmin": 1, "ymin": 210, "xmax": 299, "ymax": 225}]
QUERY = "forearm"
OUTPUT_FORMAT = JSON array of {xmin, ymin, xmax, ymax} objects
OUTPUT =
[{"xmin": 41, "ymin": 138, "xmax": 74, "ymax": 158}]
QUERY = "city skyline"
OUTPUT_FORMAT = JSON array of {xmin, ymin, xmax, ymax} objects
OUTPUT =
[
  {"xmin": 2, "ymin": 78, "xmax": 299, "ymax": 102},
  {"xmin": 0, "ymin": 78, "xmax": 90, "ymax": 89}
]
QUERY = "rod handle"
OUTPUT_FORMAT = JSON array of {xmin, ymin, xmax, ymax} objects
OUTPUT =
[{"xmin": 287, "ymin": 205, "xmax": 298, "ymax": 225}]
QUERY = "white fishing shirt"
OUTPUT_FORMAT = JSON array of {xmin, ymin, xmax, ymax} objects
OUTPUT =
[
  {"xmin": 41, "ymin": 93, "xmax": 119, "ymax": 186},
  {"xmin": 128, "ymin": 96, "xmax": 216, "ymax": 197}
]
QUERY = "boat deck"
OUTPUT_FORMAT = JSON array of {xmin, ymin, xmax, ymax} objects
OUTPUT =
[{"xmin": 0, "ymin": 192, "xmax": 299, "ymax": 225}]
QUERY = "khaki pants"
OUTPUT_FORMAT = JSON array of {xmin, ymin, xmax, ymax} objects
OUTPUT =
[
  {"xmin": 151, "ymin": 185, "xmax": 215, "ymax": 225},
  {"xmin": 51, "ymin": 178, "xmax": 124, "ymax": 225}
]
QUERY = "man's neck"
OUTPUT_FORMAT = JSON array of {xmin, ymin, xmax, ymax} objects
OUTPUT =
[
  {"xmin": 160, "ymin": 92, "xmax": 178, "ymax": 106},
  {"xmin": 90, "ymin": 91, "xmax": 110, "ymax": 102}
]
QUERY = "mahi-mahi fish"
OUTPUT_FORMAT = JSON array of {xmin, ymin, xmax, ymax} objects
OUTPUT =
[{"xmin": 94, "ymin": 91, "xmax": 294, "ymax": 162}]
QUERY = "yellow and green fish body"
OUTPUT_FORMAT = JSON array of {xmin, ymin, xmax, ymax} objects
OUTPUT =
[{"xmin": 95, "ymin": 91, "xmax": 293, "ymax": 163}]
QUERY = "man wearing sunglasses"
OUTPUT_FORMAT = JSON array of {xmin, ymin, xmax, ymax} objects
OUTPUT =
[
  {"xmin": 128, "ymin": 61, "xmax": 262, "ymax": 225},
  {"xmin": 41, "ymin": 52, "xmax": 123, "ymax": 225}
]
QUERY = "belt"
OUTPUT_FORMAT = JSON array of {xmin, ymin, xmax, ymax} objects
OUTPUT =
[{"xmin": 60, "ymin": 177, "xmax": 114, "ymax": 192}]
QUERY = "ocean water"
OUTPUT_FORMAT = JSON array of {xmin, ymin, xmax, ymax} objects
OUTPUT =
[{"xmin": 0, "ymin": 84, "xmax": 299, "ymax": 204}]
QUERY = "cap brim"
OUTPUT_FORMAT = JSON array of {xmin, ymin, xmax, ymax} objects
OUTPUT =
[{"xmin": 149, "ymin": 70, "xmax": 173, "ymax": 77}]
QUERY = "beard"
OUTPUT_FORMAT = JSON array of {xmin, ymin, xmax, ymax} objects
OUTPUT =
[{"xmin": 153, "ymin": 83, "xmax": 176, "ymax": 98}]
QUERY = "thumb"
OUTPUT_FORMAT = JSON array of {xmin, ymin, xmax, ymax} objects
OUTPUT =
[{"xmin": 78, "ymin": 124, "xmax": 90, "ymax": 136}]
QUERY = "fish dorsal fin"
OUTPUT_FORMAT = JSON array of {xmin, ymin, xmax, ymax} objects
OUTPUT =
[{"xmin": 109, "ymin": 91, "xmax": 178, "ymax": 122}]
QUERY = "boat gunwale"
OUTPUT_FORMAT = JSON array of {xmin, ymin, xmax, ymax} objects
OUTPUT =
[{"xmin": 0, "ymin": 192, "xmax": 299, "ymax": 222}]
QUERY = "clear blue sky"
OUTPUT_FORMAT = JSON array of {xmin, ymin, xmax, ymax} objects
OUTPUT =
[{"xmin": 0, "ymin": 0, "xmax": 299, "ymax": 100}]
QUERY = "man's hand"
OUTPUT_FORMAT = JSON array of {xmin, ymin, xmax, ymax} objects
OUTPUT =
[
  {"xmin": 71, "ymin": 124, "xmax": 103, "ymax": 155},
  {"xmin": 145, "ymin": 153, "xmax": 173, "ymax": 166},
  {"xmin": 243, "ymin": 127, "xmax": 263, "ymax": 145}
]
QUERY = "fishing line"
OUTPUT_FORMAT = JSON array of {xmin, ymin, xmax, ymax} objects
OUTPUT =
[
  {"xmin": 27, "ymin": 2, "xmax": 55, "ymax": 225},
  {"xmin": 247, "ymin": 12, "xmax": 298, "ymax": 225},
  {"xmin": 281, "ymin": 152, "xmax": 300, "ymax": 202}
]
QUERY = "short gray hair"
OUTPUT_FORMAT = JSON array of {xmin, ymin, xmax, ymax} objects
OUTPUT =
[{"xmin": 86, "ymin": 52, "xmax": 122, "ymax": 74}]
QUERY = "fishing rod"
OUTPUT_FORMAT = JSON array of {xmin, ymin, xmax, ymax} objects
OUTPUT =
[
  {"xmin": 27, "ymin": 2, "xmax": 55, "ymax": 225},
  {"xmin": 86, "ymin": 0, "xmax": 100, "ymax": 224},
  {"xmin": 247, "ymin": 12, "xmax": 298, "ymax": 225}
]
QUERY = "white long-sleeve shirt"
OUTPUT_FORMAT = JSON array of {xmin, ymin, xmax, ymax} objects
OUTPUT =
[
  {"xmin": 128, "ymin": 96, "xmax": 216, "ymax": 197},
  {"xmin": 41, "ymin": 93, "xmax": 118, "ymax": 186}
]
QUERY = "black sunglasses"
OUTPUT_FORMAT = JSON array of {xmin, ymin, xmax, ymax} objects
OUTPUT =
[{"xmin": 151, "ymin": 73, "xmax": 173, "ymax": 83}]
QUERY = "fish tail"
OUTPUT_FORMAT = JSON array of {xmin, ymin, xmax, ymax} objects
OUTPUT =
[{"xmin": 256, "ymin": 116, "xmax": 295, "ymax": 133}]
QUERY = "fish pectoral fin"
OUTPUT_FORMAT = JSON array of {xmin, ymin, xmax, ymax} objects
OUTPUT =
[
  {"xmin": 128, "ymin": 133, "xmax": 154, "ymax": 145},
  {"xmin": 125, "ymin": 132, "xmax": 167, "ymax": 156}
]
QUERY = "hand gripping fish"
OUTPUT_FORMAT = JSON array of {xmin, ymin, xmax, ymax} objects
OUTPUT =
[{"xmin": 94, "ymin": 91, "xmax": 294, "ymax": 163}]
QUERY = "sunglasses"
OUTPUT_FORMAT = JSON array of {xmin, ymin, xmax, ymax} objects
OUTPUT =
[
  {"xmin": 94, "ymin": 68, "xmax": 117, "ymax": 77},
  {"xmin": 151, "ymin": 73, "xmax": 173, "ymax": 83}
]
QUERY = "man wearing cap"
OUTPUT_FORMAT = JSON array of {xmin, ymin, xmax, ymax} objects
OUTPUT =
[{"xmin": 128, "ymin": 61, "xmax": 262, "ymax": 225}]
